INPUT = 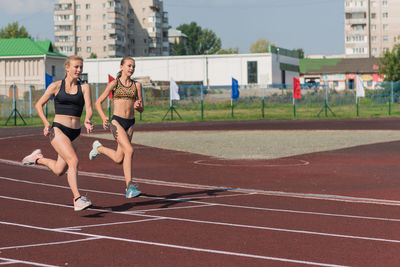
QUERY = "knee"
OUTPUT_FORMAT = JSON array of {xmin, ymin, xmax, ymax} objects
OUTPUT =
[
  {"xmin": 115, "ymin": 157, "xmax": 123, "ymax": 165},
  {"xmin": 124, "ymin": 147, "xmax": 134, "ymax": 158},
  {"xmin": 67, "ymin": 157, "xmax": 79, "ymax": 170},
  {"xmin": 54, "ymin": 167, "xmax": 67, "ymax": 176}
]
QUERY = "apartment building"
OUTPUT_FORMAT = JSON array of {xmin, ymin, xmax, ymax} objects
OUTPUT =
[
  {"xmin": 54, "ymin": 0, "xmax": 169, "ymax": 58},
  {"xmin": 344, "ymin": 0, "xmax": 400, "ymax": 58}
]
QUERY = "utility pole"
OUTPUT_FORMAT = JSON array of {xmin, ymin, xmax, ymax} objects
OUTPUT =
[{"xmin": 368, "ymin": 0, "xmax": 371, "ymax": 58}]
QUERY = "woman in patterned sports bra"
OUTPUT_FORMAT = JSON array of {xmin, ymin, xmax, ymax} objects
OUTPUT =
[
  {"xmin": 90, "ymin": 57, "xmax": 143, "ymax": 198},
  {"xmin": 22, "ymin": 56, "xmax": 94, "ymax": 211}
]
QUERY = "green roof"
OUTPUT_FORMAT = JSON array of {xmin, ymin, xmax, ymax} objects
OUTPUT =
[
  {"xmin": 0, "ymin": 38, "xmax": 66, "ymax": 57},
  {"xmin": 299, "ymin": 58, "xmax": 342, "ymax": 73}
]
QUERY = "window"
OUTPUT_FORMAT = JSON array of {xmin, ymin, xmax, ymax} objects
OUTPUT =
[
  {"xmin": 77, "ymin": 47, "xmax": 82, "ymax": 52},
  {"xmin": 383, "ymin": 36, "xmax": 389, "ymax": 42},
  {"xmin": 382, "ymin": 12, "xmax": 388, "ymax": 18},
  {"xmin": 86, "ymin": 4, "xmax": 90, "ymax": 9},
  {"xmin": 87, "ymin": 47, "xmax": 91, "ymax": 52},
  {"xmin": 371, "ymin": 13, "xmax": 376, "ymax": 19},
  {"xmin": 382, "ymin": 1, "xmax": 388, "ymax": 7},
  {"xmin": 372, "ymin": 48, "xmax": 377, "ymax": 54},
  {"xmin": 383, "ymin": 24, "xmax": 389, "ymax": 30},
  {"xmin": 371, "ymin": 24, "xmax": 376, "ymax": 30},
  {"xmin": 87, "ymin": 36, "xmax": 91, "ymax": 41},
  {"xmin": 76, "ymin": 15, "xmax": 81, "ymax": 20},
  {"xmin": 103, "ymin": 24, "xmax": 106, "ymax": 30},
  {"xmin": 86, "ymin": 15, "xmax": 91, "ymax": 20},
  {"xmin": 104, "ymin": 46, "xmax": 107, "ymax": 51},
  {"xmin": 371, "ymin": 1, "xmax": 376, "ymax": 7},
  {"xmin": 86, "ymin": 25, "xmax": 91, "ymax": 31},
  {"xmin": 247, "ymin": 61, "xmax": 258, "ymax": 84},
  {"xmin": 371, "ymin": 36, "xmax": 377, "ymax": 42},
  {"xmin": 103, "ymin": 14, "xmax": 106, "ymax": 19},
  {"xmin": 51, "ymin": 66, "xmax": 56, "ymax": 77},
  {"xmin": 76, "ymin": 4, "xmax": 81, "ymax": 9},
  {"xmin": 76, "ymin": 26, "xmax": 81, "ymax": 31},
  {"xmin": 77, "ymin": 36, "xmax": 81, "ymax": 42}
]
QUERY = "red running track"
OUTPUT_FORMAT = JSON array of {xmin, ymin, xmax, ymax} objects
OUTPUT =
[{"xmin": 1, "ymin": 118, "xmax": 400, "ymax": 266}]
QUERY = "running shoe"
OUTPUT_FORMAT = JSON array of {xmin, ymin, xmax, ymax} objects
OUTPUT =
[
  {"xmin": 22, "ymin": 149, "xmax": 43, "ymax": 165},
  {"xmin": 126, "ymin": 183, "xmax": 141, "ymax": 198},
  {"xmin": 74, "ymin": 196, "xmax": 92, "ymax": 211},
  {"xmin": 89, "ymin": 140, "xmax": 102, "ymax": 160}
]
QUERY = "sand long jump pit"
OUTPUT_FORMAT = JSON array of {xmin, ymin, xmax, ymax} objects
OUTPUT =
[{"xmin": 88, "ymin": 130, "xmax": 400, "ymax": 160}]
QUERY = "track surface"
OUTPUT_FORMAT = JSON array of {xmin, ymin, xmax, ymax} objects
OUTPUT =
[{"xmin": 2, "ymin": 118, "xmax": 400, "ymax": 266}]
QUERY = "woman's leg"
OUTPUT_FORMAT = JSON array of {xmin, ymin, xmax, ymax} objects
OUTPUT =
[{"xmin": 47, "ymin": 128, "xmax": 81, "ymax": 199}]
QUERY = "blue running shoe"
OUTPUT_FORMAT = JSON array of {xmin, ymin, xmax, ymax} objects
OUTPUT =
[{"xmin": 126, "ymin": 183, "xmax": 141, "ymax": 198}]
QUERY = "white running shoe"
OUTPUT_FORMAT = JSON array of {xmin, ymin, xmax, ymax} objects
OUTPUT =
[
  {"xmin": 74, "ymin": 196, "xmax": 92, "ymax": 211},
  {"xmin": 22, "ymin": 149, "xmax": 43, "ymax": 165},
  {"xmin": 89, "ymin": 140, "xmax": 102, "ymax": 160}
]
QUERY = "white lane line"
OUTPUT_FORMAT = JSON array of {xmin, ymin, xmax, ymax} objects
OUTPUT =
[
  {"xmin": 2, "ymin": 175, "xmax": 400, "ymax": 223},
  {"xmin": 0, "ymin": 134, "xmax": 38, "ymax": 140},
  {"xmin": 0, "ymin": 257, "xmax": 58, "ymax": 267},
  {"xmin": 57, "ymin": 218, "xmax": 164, "ymax": 231},
  {"xmin": 3, "ymin": 195, "xmax": 400, "ymax": 245},
  {"xmin": 0, "ymin": 237, "xmax": 101, "ymax": 250},
  {"xmin": 137, "ymin": 203, "xmax": 216, "ymax": 213},
  {"xmin": 0, "ymin": 221, "xmax": 347, "ymax": 267},
  {"xmin": 2, "ymin": 158, "xmax": 400, "ymax": 207}
]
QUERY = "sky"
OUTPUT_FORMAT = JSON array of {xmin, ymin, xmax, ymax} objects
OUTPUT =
[{"xmin": 0, "ymin": 0, "xmax": 345, "ymax": 56}]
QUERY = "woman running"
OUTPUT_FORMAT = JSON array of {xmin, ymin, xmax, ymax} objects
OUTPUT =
[
  {"xmin": 22, "ymin": 55, "xmax": 94, "ymax": 211},
  {"xmin": 89, "ymin": 57, "xmax": 143, "ymax": 198}
]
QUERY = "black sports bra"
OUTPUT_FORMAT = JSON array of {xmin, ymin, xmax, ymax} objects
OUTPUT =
[{"xmin": 54, "ymin": 80, "xmax": 84, "ymax": 117}]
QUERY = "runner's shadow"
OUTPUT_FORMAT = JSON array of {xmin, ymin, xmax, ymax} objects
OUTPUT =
[{"xmin": 83, "ymin": 188, "xmax": 231, "ymax": 218}]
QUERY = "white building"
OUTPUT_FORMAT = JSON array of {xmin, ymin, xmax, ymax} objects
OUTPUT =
[
  {"xmin": 83, "ymin": 47, "xmax": 300, "ymax": 86},
  {"xmin": 0, "ymin": 39, "xmax": 66, "ymax": 98}
]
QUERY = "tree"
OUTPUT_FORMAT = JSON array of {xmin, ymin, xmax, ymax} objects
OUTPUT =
[
  {"xmin": 250, "ymin": 39, "xmax": 271, "ymax": 53},
  {"xmin": 0, "ymin": 22, "xmax": 31, "ymax": 39},
  {"xmin": 89, "ymin": 52, "xmax": 97, "ymax": 59},
  {"xmin": 218, "ymin": 48, "xmax": 239, "ymax": 54},
  {"xmin": 378, "ymin": 44, "xmax": 400, "ymax": 82},
  {"xmin": 294, "ymin": 48, "xmax": 305, "ymax": 58},
  {"xmin": 171, "ymin": 40, "xmax": 187, "ymax": 56},
  {"xmin": 177, "ymin": 22, "xmax": 221, "ymax": 55}
]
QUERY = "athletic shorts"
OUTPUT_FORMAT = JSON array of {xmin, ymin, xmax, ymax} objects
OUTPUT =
[{"xmin": 52, "ymin": 122, "xmax": 81, "ymax": 142}]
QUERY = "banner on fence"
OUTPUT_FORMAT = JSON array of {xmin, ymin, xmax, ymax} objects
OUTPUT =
[
  {"xmin": 356, "ymin": 75, "xmax": 365, "ymax": 98},
  {"xmin": 108, "ymin": 74, "xmax": 114, "ymax": 99},
  {"xmin": 293, "ymin": 77, "xmax": 301, "ymax": 99},
  {"xmin": 170, "ymin": 77, "xmax": 180, "ymax": 100},
  {"xmin": 231, "ymin": 78, "xmax": 239, "ymax": 99}
]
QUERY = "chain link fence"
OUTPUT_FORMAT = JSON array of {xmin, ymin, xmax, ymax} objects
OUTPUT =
[{"xmin": 1, "ymin": 81, "xmax": 400, "ymax": 125}]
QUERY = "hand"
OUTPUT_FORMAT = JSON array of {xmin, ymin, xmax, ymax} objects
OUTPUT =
[
  {"xmin": 43, "ymin": 125, "xmax": 52, "ymax": 137},
  {"xmin": 84, "ymin": 119, "xmax": 94, "ymax": 134},
  {"xmin": 102, "ymin": 118, "xmax": 109, "ymax": 130},
  {"xmin": 134, "ymin": 100, "xmax": 143, "ymax": 112}
]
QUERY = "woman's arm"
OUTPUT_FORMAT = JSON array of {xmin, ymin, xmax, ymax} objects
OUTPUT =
[
  {"xmin": 134, "ymin": 81, "xmax": 144, "ymax": 113},
  {"xmin": 35, "ymin": 81, "xmax": 58, "ymax": 136},
  {"xmin": 82, "ymin": 83, "xmax": 94, "ymax": 133},
  {"xmin": 95, "ymin": 80, "xmax": 116, "ymax": 129}
]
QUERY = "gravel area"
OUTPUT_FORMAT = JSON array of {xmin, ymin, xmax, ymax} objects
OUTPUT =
[{"xmin": 88, "ymin": 130, "xmax": 400, "ymax": 159}]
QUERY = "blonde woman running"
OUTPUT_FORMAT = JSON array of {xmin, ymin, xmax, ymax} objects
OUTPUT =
[
  {"xmin": 90, "ymin": 57, "xmax": 143, "ymax": 198},
  {"xmin": 22, "ymin": 56, "xmax": 94, "ymax": 211}
]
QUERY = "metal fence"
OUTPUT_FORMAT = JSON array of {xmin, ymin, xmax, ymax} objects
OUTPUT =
[{"xmin": 1, "ymin": 81, "xmax": 400, "ymax": 125}]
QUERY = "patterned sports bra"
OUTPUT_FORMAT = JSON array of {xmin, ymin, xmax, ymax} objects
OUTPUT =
[{"xmin": 112, "ymin": 78, "xmax": 137, "ymax": 100}]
